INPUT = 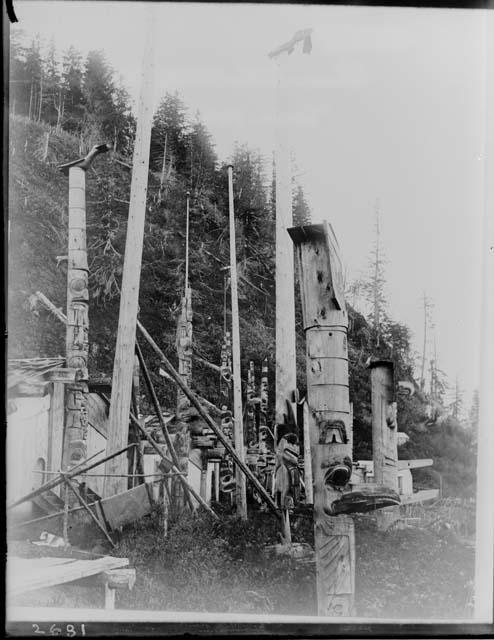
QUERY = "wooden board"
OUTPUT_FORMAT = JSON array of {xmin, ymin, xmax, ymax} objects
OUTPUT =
[
  {"xmin": 7, "ymin": 556, "xmax": 129, "ymax": 597},
  {"xmin": 97, "ymin": 483, "xmax": 151, "ymax": 529}
]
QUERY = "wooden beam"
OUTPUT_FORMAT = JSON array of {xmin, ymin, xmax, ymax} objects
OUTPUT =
[
  {"xmin": 104, "ymin": 8, "xmax": 156, "ymax": 497},
  {"xmin": 227, "ymin": 165, "xmax": 247, "ymax": 519},
  {"xmin": 289, "ymin": 222, "xmax": 355, "ymax": 617},
  {"xmin": 7, "ymin": 556, "xmax": 129, "ymax": 597}
]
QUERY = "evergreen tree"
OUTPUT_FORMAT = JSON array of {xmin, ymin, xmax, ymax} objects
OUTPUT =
[
  {"xmin": 82, "ymin": 50, "xmax": 116, "ymax": 140},
  {"xmin": 150, "ymin": 92, "xmax": 189, "ymax": 181},
  {"xmin": 24, "ymin": 36, "xmax": 44, "ymax": 122},
  {"xmin": 44, "ymin": 39, "xmax": 64, "ymax": 130},
  {"xmin": 292, "ymin": 183, "xmax": 311, "ymax": 226}
]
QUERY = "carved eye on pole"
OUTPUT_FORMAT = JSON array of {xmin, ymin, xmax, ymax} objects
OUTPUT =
[{"xmin": 323, "ymin": 459, "xmax": 352, "ymax": 488}]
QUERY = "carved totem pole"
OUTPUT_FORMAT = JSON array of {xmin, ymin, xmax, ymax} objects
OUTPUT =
[
  {"xmin": 59, "ymin": 144, "xmax": 109, "ymax": 470},
  {"xmin": 174, "ymin": 192, "xmax": 193, "ymax": 509},
  {"xmin": 289, "ymin": 222, "xmax": 355, "ymax": 616},
  {"xmin": 370, "ymin": 360, "xmax": 399, "ymax": 527}
]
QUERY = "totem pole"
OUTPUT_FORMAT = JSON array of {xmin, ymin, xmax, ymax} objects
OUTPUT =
[
  {"xmin": 289, "ymin": 222, "xmax": 355, "ymax": 616},
  {"xmin": 245, "ymin": 360, "xmax": 257, "ymax": 448},
  {"xmin": 174, "ymin": 192, "xmax": 193, "ymax": 509},
  {"xmin": 219, "ymin": 329, "xmax": 235, "ymax": 497},
  {"xmin": 59, "ymin": 144, "xmax": 109, "ymax": 470}
]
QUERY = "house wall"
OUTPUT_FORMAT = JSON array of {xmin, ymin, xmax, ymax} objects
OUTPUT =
[{"xmin": 7, "ymin": 394, "xmax": 51, "ymax": 519}]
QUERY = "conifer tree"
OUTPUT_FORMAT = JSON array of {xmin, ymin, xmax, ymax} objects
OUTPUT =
[
  {"xmin": 362, "ymin": 205, "xmax": 388, "ymax": 348},
  {"xmin": 292, "ymin": 183, "xmax": 311, "ymax": 226},
  {"xmin": 61, "ymin": 46, "xmax": 84, "ymax": 133}
]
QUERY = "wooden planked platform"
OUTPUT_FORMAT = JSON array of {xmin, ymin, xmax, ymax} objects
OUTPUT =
[{"xmin": 7, "ymin": 556, "xmax": 129, "ymax": 597}]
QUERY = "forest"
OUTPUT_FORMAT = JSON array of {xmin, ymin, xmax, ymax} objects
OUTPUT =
[{"xmin": 8, "ymin": 33, "xmax": 477, "ymax": 498}]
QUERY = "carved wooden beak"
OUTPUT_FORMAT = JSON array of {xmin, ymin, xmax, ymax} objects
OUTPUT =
[{"xmin": 58, "ymin": 143, "xmax": 111, "ymax": 175}]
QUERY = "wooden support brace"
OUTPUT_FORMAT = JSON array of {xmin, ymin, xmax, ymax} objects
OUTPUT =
[
  {"xmin": 136, "ymin": 319, "xmax": 281, "ymax": 520},
  {"xmin": 135, "ymin": 341, "xmax": 195, "ymax": 512}
]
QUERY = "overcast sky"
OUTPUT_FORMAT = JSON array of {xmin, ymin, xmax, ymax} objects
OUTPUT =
[{"xmin": 11, "ymin": 1, "xmax": 492, "ymax": 409}]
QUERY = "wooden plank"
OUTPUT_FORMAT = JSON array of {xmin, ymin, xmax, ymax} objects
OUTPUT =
[
  {"xmin": 7, "ymin": 556, "xmax": 129, "ymax": 596},
  {"xmin": 104, "ymin": 7, "xmax": 156, "ymax": 497},
  {"xmin": 87, "ymin": 392, "xmax": 109, "ymax": 438}
]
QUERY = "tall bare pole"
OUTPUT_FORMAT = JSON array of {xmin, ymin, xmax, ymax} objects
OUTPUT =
[
  {"xmin": 227, "ymin": 165, "xmax": 247, "ymax": 519},
  {"xmin": 174, "ymin": 192, "xmax": 193, "ymax": 510},
  {"xmin": 269, "ymin": 31, "xmax": 312, "ymax": 425},
  {"xmin": 104, "ymin": 8, "xmax": 156, "ymax": 497},
  {"xmin": 59, "ymin": 144, "xmax": 110, "ymax": 470}
]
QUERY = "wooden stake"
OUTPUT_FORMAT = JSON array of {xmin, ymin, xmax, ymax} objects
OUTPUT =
[
  {"xmin": 289, "ymin": 222, "xmax": 355, "ymax": 617},
  {"xmin": 104, "ymin": 8, "xmax": 156, "ymax": 497},
  {"xmin": 227, "ymin": 165, "xmax": 247, "ymax": 519}
]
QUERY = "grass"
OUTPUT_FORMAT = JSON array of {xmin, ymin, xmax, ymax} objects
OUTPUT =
[{"xmin": 8, "ymin": 505, "xmax": 475, "ymax": 619}]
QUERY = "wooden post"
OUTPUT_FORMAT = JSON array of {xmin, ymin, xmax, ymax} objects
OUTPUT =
[
  {"xmin": 303, "ymin": 400, "xmax": 314, "ymax": 504},
  {"xmin": 370, "ymin": 360, "xmax": 398, "ymax": 529},
  {"xmin": 227, "ymin": 165, "xmax": 247, "ymax": 520},
  {"xmin": 59, "ymin": 144, "xmax": 109, "ymax": 471},
  {"xmin": 273, "ymin": 58, "xmax": 296, "ymax": 426},
  {"xmin": 104, "ymin": 8, "xmax": 156, "ymax": 497},
  {"xmin": 289, "ymin": 222, "xmax": 355, "ymax": 617},
  {"xmin": 174, "ymin": 193, "xmax": 193, "ymax": 509}
]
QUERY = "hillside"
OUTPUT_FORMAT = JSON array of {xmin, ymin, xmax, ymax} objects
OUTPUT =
[{"xmin": 8, "ymin": 108, "xmax": 477, "ymax": 498}]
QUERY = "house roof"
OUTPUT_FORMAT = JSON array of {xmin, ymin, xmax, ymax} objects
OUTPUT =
[{"xmin": 8, "ymin": 357, "xmax": 65, "ymax": 389}]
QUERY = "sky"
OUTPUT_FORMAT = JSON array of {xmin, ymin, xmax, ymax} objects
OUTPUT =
[{"xmin": 10, "ymin": 1, "xmax": 492, "ymax": 410}]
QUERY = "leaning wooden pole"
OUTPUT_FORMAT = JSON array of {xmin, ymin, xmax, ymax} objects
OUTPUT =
[
  {"xmin": 59, "ymin": 144, "xmax": 110, "ymax": 469},
  {"xmin": 289, "ymin": 222, "xmax": 355, "ymax": 617},
  {"xmin": 104, "ymin": 9, "xmax": 156, "ymax": 497},
  {"xmin": 227, "ymin": 165, "xmax": 247, "ymax": 519}
]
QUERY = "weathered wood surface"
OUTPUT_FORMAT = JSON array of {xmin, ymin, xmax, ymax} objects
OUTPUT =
[
  {"xmin": 7, "ymin": 556, "xmax": 129, "ymax": 597},
  {"xmin": 289, "ymin": 222, "xmax": 355, "ymax": 617},
  {"xmin": 105, "ymin": 8, "xmax": 156, "ymax": 497},
  {"xmin": 227, "ymin": 165, "xmax": 247, "ymax": 519},
  {"xmin": 370, "ymin": 361, "xmax": 398, "ymax": 492}
]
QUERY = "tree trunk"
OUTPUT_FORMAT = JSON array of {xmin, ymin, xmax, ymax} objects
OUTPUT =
[
  {"xmin": 104, "ymin": 10, "xmax": 156, "ymax": 496},
  {"xmin": 63, "ymin": 167, "xmax": 89, "ymax": 470}
]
